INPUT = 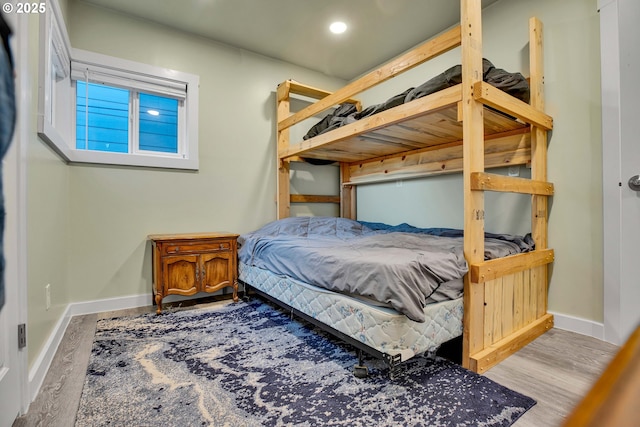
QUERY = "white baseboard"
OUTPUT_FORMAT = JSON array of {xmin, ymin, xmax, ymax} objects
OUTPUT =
[
  {"xmin": 550, "ymin": 311, "xmax": 605, "ymax": 341},
  {"xmin": 27, "ymin": 293, "xmax": 152, "ymax": 403},
  {"xmin": 66, "ymin": 294, "xmax": 152, "ymax": 317},
  {"xmin": 27, "ymin": 304, "xmax": 73, "ymax": 403}
]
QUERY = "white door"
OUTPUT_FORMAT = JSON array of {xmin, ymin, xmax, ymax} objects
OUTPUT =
[
  {"xmin": 0, "ymin": 7, "xmax": 27, "ymax": 425},
  {"xmin": 617, "ymin": 0, "xmax": 640, "ymax": 343},
  {"xmin": 601, "ymin": 0, "xmax": 640, "ymax": 345}
]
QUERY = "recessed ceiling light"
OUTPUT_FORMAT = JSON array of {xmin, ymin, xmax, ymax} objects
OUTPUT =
[
  {"xmin": 329, "ymin": 21, "xmax": 347, "ymax": 34},
  {"xmin": 147, "ymin": 110, "xmax": 160, "ymax": 116}
]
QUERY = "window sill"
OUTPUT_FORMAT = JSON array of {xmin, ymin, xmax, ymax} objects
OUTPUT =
[{"xmin": 38, "ymin": 118, "xmax": 199, "ymax": 171}]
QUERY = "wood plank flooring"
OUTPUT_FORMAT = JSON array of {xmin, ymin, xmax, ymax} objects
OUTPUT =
[{"xmin": 13, "ymin": 300, "xmax": 619, "ymax": 427}]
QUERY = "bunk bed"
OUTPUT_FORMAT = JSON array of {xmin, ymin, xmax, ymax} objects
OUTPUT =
[{"xmin": 240, "ymin": 0, "xmax": 554, "ymax": 375}]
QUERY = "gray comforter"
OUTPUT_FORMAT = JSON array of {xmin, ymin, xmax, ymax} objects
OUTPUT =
[{"xmin": 238, "ymin": 217, "xmax": 531, "ymax": 323}]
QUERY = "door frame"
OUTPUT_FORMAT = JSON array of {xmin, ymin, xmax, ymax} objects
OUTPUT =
[
  {"xmin": 1, "ymin": 9, "xmax": 30, "ymax": 417},
  {"xmin": 600, "ymin": 0, "xmax": 638, "ymax": 346},
  {"xmin": 15, "ymin": 11, "xmax": 29, "ymax": 413}
]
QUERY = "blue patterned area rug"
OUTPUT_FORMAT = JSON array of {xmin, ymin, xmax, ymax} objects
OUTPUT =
[{"xmin": 75, "ymin": 299, "xmax": 535, "ymax": 426}]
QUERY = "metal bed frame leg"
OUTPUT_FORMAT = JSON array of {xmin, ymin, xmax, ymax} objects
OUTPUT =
[
  {"xmin": 383, "ymin": 353, "xmax": 403, "ymax": 380},
  {"xmin": 353, "ymin": 349, "xmax": 369, "ymax": 378},
  {"xmin": 353, "ymin": 350, "xmax": 404, "ymax": 379}
]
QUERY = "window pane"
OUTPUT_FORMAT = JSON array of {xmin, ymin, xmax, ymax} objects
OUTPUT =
[
  {"xmin": 139, "ymin": 93, "xmax": 178, "ymax": 153},
  {"xmin": 76, "ymin": 81, "xmax": 129, "ymax": 153}
]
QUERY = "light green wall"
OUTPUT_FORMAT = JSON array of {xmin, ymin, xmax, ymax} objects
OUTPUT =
[
  {"xmin": 25, "ymin": 4, "xmax": 72, "ymax": 368},
  {"xmin": 63, "ymin": 0, "xmax": 345, "ymax": 302},
  {"xmin": 355, "ymin": 0, "xmax": 603, "ymax": 322},
  {"xmin": 25, "ymin": 0, "xmax": 603, "ymax": 368},
  {"xmin": 24, "ymin": 0, "xmax": 343, "ymax": 368}
]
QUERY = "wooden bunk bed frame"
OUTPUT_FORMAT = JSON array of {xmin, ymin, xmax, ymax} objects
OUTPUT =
[{"xmin": 274, "ymin": 0, "xmax": 554, "ymax": 374}]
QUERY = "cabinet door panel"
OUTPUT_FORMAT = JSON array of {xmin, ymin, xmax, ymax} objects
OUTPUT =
[
  {"xmin": 164, "ymin": 255, "xmax": 199, "ymax": 295},
  {"xmin": 201, "ymin": 252, "xmax": 232, "ymax": 293}
]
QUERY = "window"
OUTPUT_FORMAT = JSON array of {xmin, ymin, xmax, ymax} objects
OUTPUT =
[
  {"xmin": 75, "ymin": 82, "xmax": 179, "ymax": 155},
  {"xmin": 138, "ymin": 93, "xmax": 178, "ymax": 153},
  {"xmin": 76, "ymin": 81, "xmax": 130, "ymax": 153},
  {"xmin": 38, "ymin": 0, "xmax": 199, "ymax": 170}
]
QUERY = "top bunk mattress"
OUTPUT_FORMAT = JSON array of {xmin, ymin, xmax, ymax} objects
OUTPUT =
[{"xmin": 238, "ymin": 216, "xmax": 534, "ymax": 323}]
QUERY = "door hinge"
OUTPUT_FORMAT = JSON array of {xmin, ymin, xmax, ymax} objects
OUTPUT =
[{"xmin": 18, "ymin": 323, "xmax": 27, "ymax": 349}]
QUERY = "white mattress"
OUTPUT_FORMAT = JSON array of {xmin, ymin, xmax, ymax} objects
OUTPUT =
[{"xmin": 239, "ymin": 262, "xmax": 463, "ymax": 362}]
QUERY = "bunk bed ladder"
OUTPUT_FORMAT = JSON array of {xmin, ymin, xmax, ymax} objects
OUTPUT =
[{"xmin": 461, "ymin": 11, "xmax": 555, "ymax": 374}]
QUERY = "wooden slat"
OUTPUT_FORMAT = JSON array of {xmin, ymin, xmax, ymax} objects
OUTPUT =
[
  {"xmin": 340, "ymin": 163, "xmax": 356, "ymax": 219},
  {"xmin": 529, "ymin": 17, "xmax": 545, "ymax": 117},
  {"xmin": 461, "ymin": 0, "xmax": 486, "ymax": 371},
  {"xmin": 523, "ymin": 269, "xmax": 534, "ymax": 324},
  {"xmin": 469, "ymin": 249, "xmax": 554, "ymax": 283},
  {"xmin": 276, "ymin": 82, "xmax": 291, "ymax": 219},
  {"xmin": 278, "ymin": 25, "xmax": 462, "ymax": 132},
  {"xmin": 492, "ymin": 278, "xmax": 504, "ymax": 342},
  {"xmin": 470, "ymin": 172, "xmax": 554, "ymax": 195},
  {"xmin": 530, "ymin": 17, "xmax": 550, "ymax": 251},
  {"xmin": 347, "ymin": 129, "xmax": 530, "ymax": 181},
  {"xmin": 469, "ymin": 313, "xmax": 554, "ymax": 374},
  {"xmin": 473, "ymin": 81, "xmax": 553, "ymax": 130},
  {"xmin": 276, "ymin": 80, "xmax": 291, "ymax": 102},
  {"xmin": 513, "ymin": 271, "xmax": 524, "ymax": 331},
  {"xmin": 343, "ymin": 150, "xmax": 531, "ymax": 186},
  {"xmin": 484, "ymin": 278, "xmax": 497, "ymax": 347},
  {"xmin": 289, "ymin": 194, "xmax": 340, "ymax": 204},
  {"xmin": 286, "ymin": 80, "xmax": 361, "ymax": 107},
  {"xmin": 502, "ymin": 273, "xmax": 515, "ymax": 337},
  {"xmin": 535, "ymin": 265, "xmax": 547, "ymax": 317},
  {"xmin": 461, "ymin": 0, "xmax": 485, "ymax": 265},
  {"xmin": 463, "ymin": 274, "xmax": 485, "ymax": 369}
]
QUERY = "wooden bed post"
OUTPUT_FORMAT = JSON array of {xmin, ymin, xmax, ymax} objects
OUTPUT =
[
  {"xmin": 461, "ymin": 0, "xmax": 486, "ymax": 370},
  {"xmin": 340, "ymin": 164, "xmax": 356, "ymax": 219},
  {"xmin": 529, "ymin": 17, "xmax": 549, "ymax": 316},
  {"xmin": 276, "ymin": 81, "xmax": 291, "ymax": 219}
]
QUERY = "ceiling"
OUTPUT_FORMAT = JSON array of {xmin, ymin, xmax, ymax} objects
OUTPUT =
[{"xmin": 79, "ymin": 0, "xmax": 500, "ymax": 80}]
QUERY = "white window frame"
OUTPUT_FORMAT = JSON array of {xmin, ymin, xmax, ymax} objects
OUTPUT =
[{"xmin": 37, "ymin": 0, "xmax": 200, "ymax": 170}]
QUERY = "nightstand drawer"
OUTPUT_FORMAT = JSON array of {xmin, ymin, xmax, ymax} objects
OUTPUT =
[{"xmin": 164, "ymin": 240, "xmax": 232, "ymax": 255}]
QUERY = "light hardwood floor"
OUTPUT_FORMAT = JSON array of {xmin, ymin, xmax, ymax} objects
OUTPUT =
[{"xmin": 13, "ymin": 299, "xmax": 618, "ymax": 427}]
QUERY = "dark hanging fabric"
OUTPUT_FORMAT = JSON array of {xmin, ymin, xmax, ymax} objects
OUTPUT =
[
  {"xmin": 404, "ymin": 58, "xmax": 529, "ymax": 104},
  {"xmin": 302, "ymin": 103, "xmax": 358, "ymax": 165},
  {"xmin": 352, "ymin": 87, "xmax": 415, "ymax": 120},
  {"xmin": 303, "ymin": 103, "xmax": 358, "ymax": 140},
  {"xmin": 0, "ymin": 14, "xmax": 16, "ymax": 312}
]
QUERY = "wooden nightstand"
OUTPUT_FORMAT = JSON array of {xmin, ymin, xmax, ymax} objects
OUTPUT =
[{"xmin": 148, "ymin": 232, "xmax": 239, "ymax": 314}]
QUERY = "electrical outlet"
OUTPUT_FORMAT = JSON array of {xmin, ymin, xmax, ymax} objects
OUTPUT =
[
  {"xmin": 396, "ymin": 180, "xmax": 403, "ymax": 187},
  {"xmin": 46, "ymin": 283, "xmax": 51, "ymax": 310},
  {"xmin": 508, "ymin": 166, "xmax": 520, "ymax": 177}
]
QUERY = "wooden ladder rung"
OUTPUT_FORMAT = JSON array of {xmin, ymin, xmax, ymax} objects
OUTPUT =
[
  {"xmin": 290, "ymin": 194, "xmax": 340, "ymax": 204},
  {"xmin": 469, "ymin": 249, "xmax": 555, "ymax": 283},
  {"xmin": 470, "ymin": 172, "xmax": 554, "ymax": 195},
  {"xmin": 473, "ymin": 81, "xmax": 553, "ymax": 130}
]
